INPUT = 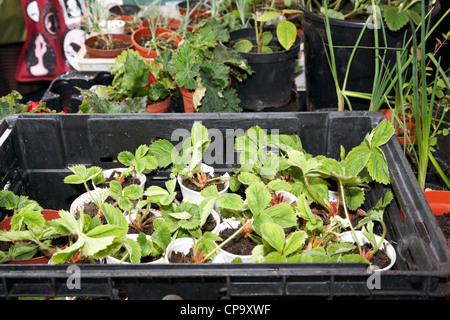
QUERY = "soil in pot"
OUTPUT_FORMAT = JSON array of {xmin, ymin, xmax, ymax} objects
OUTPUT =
[
  {"xmin": 349, "ymin": 242, "xmax": 391, "ymax": 270},
  {"xmin": 135, "ymin": 35, "xmax": 179, "ymax": 51},
  {"xmin": 435, "ymin": 212, "xmax": 450, "ymax": 246},
  {"xmin": 180, "ymin": 173, "xmax": 227, "ymax": 193},
  {"xmin": 128, "ymin": 210, "xmax": 158, "ymax": 236},
  {"xmin": 168, "ymin": 247, "xmax": 213, "ymax": 263},
  {"xmin": 75, "ymin": 196, "xmax": 119, "ymax": 224},
  {"xmin": 201, "ymin": 213, "xmax": 217, "ymax": 233},
  {"xmin": 97, "ymin": 170, "xmax": 141, "ymax": 188},
  {"xmin": 307, "ymin": 202, "xmax": 366, "ymax": 229},
  {"xmin": 88, "ymin": 38, "xmax": 131, "ymax": 51},
  {"xmin": 218, "ymin": 225, "xmax": 256, "ymax": 255}
]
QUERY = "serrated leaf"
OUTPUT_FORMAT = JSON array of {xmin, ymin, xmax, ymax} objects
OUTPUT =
[
  {"xmin": 263, "ymin": 203, "xmax": 297, "ymax": 228},
  {"xmin": 63, "ymin": 175, "xmax": 85, "ymax": 184},
  {"xmin": 370, "ymin": 120, "xmax": 395, "ymax": 148},
  {"xmin": 169, "ymin": 211, "xmax": 192, "ymax": 220},
  {"xmin": 123, "ymin": 184, "xmax": 143, "ymax": 200},
  {"xmin": 367, "ymin": 147, "xmax": 391, "ymax": 184},
  {"xmin": 260, "ymin": 222, "xmax": 285, "ymax": 253},
  {"xmin": 344, "ymin": 145, "xmax": 371, "ymax": 177},
  {"xmin": 284, "ymin": 231, "xmax": 306, "ymax": 256},
  {"xmin": 217, "ymin": 193, "xmax": 244, "ymax": 211},
  {"xmin": 123, "ymin": 238, "xmax": 141, "ymax": 264},
  {"xmin": 245, "ymin": 181, "xmax": 271, "ymax": 215},
  {"xmin": 383, "ymin": 6, "xmax": 409, "ymax": 31},
  {"xmin": 238, "ymin": 172, "xmax": 261, "ymax": 185},
  {"xmin": 344, "ymin": 187, "xmax": 365, "ymax": 211},
  {"xmin": 109, "ymin": 180, "xmax": 123, "ymax": 198},
  {"xmin": 149, "ymin": 139, "xmax": 178, "ymax": 168}
]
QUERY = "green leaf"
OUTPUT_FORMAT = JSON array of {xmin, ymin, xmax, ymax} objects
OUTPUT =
[
  {"xmin": 123, "ymin": 237, "xmax": 141, "ymax": 264},
  {"xmin": 284, "ymin": 231, "xmax": 306, "ymax": 256},
  {"xmin": 326, "ymin": 242, "xmax": 355, "ymax": 257},
  {"xmin": 320, "ymin": 7, "xmax": 345, "ymax": 20},
  {"xmin": 367, "ymin": 147, "xmax": 391, "ymax": 184},
  {"xmin": 100, "ymin": 203, "xmax": 128, "ymax": 236},
  {"xmin": 233, "ymin": 39, "xmax": 253, "ymax": 53},
  {"xmin": 344, "ymin": 187, "xmax": 365, "ymax": 211},
  {"xmin": 260, "ymin": 222, "xmax": 285, "ymax": 253},
  {"xmin": 263, "ymin": 203, "xmax": 297, "ymax": 228},
  {"xmin": 149, "ymin": 139, "xmax": 178, "ymax": 168},
  {"xmin": 238, "ymin": 172, "xmax": 261, "ymax": 185},
  {"xmin": 276, "ymin": 21, "xmax": 297, "ymax": 51},
  {"xmin": 258, "ymin": 11, "xmax": 281, "ymax": 22},
  {"xmin": 217, "ymin": 193, "xmax": 244, "ymax": 211},
  {"xmin": 261, "ymin": 31, "xmax": 273, "ymax": 47},
  {"xmin": 267, "ymin": 180, "xmax": 292, "ymax": 191},
  {"xmin": 245, "ymin": 181, "xmax": 271, "ymax": 215},
  {"xmin": 123, "ymin": 185, "xmax": 143, "ymax": 200},
  {"xmin": 344, "ymin": 145, "xmax": 371, "ymax": 177},
  {"xmin": 169, "ymin": 211, "xmax": 192, "ymax": 220},
  {"xmin": 109, "ymin": 180, "xmax": 123, "ymax": 198},
  {"xmin": 370, "ymin": 120, "xmax": 395, "ymax": 148},
  {"xmin": 383, "ymin": 6, "xmax": 409, "ymax": 32}
]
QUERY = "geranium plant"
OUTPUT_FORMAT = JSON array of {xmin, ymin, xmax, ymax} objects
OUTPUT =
[
  {"xmin": 79, "ymin": 50, "xmax": 176, "ymax": 113},
  {"xmin": 164, "ymin": 18, "xmax": 253, "ymax": 112}
]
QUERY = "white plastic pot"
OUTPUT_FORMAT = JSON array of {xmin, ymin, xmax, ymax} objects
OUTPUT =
[
  {"xmin": 106, "ymin": 233, "xmax": 164, "ymax": 264},
  {"xmin": 69, "ymin": 188, "xmax": 110, "ymax": 216},
  {"xmin": 339, "ymin": 231, "xmax": 396, "ymax": 271},
  {"xmin": 177, "ymin": 164, "xmax": 229, "ymax": 208},
  {"xmin": 99, "ymin": 19, "xmax": 125, "ymax": 34},
  {"xmin": 212, "ymin": 218, "xmax": 252, "ymax": 263},
  {"xmin": 164, "ymin": 238, "xmax": 225, "ymax": 263}
]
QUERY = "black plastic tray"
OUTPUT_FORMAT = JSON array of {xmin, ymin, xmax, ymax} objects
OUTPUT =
[{"xmin": 0, "ymin": 112, "xmax": 448, "ymax": 299}]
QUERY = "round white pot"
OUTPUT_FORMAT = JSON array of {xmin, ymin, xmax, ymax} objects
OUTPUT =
[
  {"xmin": 69, "ymin": 188, "xmax": 110, "ymax": 217},
  {"xmin": 339, "ymin": 231, "xmax": 396, "ymax": 271},
  {"xmin": 93, "ymin": 168, "xmax": 146, "ymax": 191},
  {"xmin": 212, "ymin": 218, "xmax": 252, "ymax": 263},
  {"xmin": 106, "ymin": 233, "xmax": 164, "ymax": 264},
  {"xmin": 164, "ymin": 237, "xmax": 225, "ymax": 263},
  {"xmin": 177, "ymin": 164, "xmax": 229, "ymax": 208},
  {"xmin": 99, "ymin": 19, "xmax": 125, "ymax": 34}
]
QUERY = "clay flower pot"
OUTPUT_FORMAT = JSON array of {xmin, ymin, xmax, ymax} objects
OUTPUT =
[
  {"xmin": 84, "ymin": 33, "xmax": 133, "ymax": 59},
  {"xmin": 0, "ymin": 209, "xmax": 60, "ymax": 264},
  {"xmin": 379, "ymin": 109, "xmax": 417, "ymax": 145},
  {"xmin": 179, "ymin": 86, "xmax": 196, "ymax": 113},
  {"xmin": 146, "ymin": 96, "xmax": 171, "ymax": 113}
]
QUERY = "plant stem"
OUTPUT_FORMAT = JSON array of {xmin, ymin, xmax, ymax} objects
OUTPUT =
[
  {"xmin": 339, "ymin": 182, "xmax": 361, "ymax": 255},
  {"xmin": 304, "ymin": 176, "xmax": 331, "ymax": 212},
  {"xmin": 204, "ymin": 220, "xmax": 252, "ymax": 261}
]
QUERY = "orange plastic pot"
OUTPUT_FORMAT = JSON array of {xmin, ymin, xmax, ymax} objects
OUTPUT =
[
  {"xmin": 84, "ymin": 34, "xmax": 133, "ymax": 59},
  {"xmin": 424, "ymin": 190, "xmax": 450, "ymax": 215},
  {"xmin": 146, "ymin": 96, "xmax": 171, "ymax": 113},
  {"xmin": 131, "ymin": 27, "xmax": 183, "ymax": 59},
  {"xmin": 179, "ymin": 87, "xmax": 196, "ymax": 113},
  {"xmin": 379, "ymin": 109, "xmax": 417, "ymax": 145},
  {"xmin": 0, "ymin": 209, "xmax": 61, "ymax": 264}
]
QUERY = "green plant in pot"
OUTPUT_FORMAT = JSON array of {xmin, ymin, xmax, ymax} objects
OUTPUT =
[
  {"xmin": 224, "ymin": 0, "xmax": 301, "ymax": 111},
  {"xmin": 298, "ymin": 0, "xmax": 440, "ymax": 111},
  {"xmin": 79, "ymin": 49, "xmax": 176, "ymax": 114},
  {"xmin": 163, "ymin": 17, "xmax": 253, "ymax": 112},
  {"xmin": 0, "ymin": 191, "xmax": 66, "ymax": 264}
]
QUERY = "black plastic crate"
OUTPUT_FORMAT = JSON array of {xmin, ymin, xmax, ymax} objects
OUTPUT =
[{"xmin": 0, "ymin": 112, "xmax": 448, "ymax": 299}]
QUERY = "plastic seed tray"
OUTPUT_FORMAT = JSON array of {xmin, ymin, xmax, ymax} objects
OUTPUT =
[{"xmin": 0, "ymin": 112, "xmax": 448, "ymax": 299}]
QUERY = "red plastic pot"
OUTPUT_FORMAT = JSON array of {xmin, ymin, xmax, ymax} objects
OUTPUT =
[
  {"xmin": 179, "ymin": 87, "xmax": 196, "ymax": 113},
  {"xmin": 0, "ymin": 209, "xmax": 61, "ymax": 264},
  {"xmin": 131, "ymin": 27, "xmax": 183, "ymax": 59}
]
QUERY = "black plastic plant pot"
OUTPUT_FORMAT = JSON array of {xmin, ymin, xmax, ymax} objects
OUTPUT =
[
  {"xmin": 225, "ymin": 28, "xmax": 301, "ymax": 111},
  {"xmin": 301, "ymin": 9, "xmax": 411, "ymax": 111}
]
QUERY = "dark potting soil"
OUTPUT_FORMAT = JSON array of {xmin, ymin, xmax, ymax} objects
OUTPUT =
[
  {"xmin": 436, "ymin": 212, "xmax": 450, "ymax": 246},
  {"xmin": 218, "ymin": 225, "xmax": 256, "ymax": 255},
  {"xmin": 350, "ymin": 242, "xmax": 391, "ymax": 270},
  {"xmin": 201, "ymin": 213, "xmax": 217, "ymax": 233},
  {"xmin": 76, "ymin": 196, "xmax": 118, "ymax": 224},
  {"xmin": 97, "ymin": 171, "xmax": 141, "ymax": 188},
  {"xmin": 128, "ymin": 211, "xmax": 157, "ymax": 236},
  {"xmin": 168, "ymin": 247, "xmax": 212, "ymax": 263},
  {"xmin": 136, "ymin": 35, "xmax": 178, "ymax": 50},
  {"xmin": 181, "ymin": 173, "xmax": 227, "ymax": 193}
]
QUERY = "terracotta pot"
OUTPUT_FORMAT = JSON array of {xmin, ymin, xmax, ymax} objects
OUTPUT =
[
  {"xmin": 0, "ymin": 209, "xmax": 60, "ymax": 264},
  {"xmin": 177, "ymin": 0, "xmax": 211, "ymax": 19},
  {"xmin": 379, "ymin": 109, "xmax": 417, "ymax": 145},
  {"xmin": 131, "ymin": 27, "xmax": 183, "ymax": 59},
  {"xmin": 146, "ymin": 96, "xmax": 171, "ymax": 113},
  {"xmin": 179, "ymin": 86, "xmax": 196, "ymax": 113},
  {"xmin": 84, "ymin": 34, "xmax": 133, "ymax": 59}
]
